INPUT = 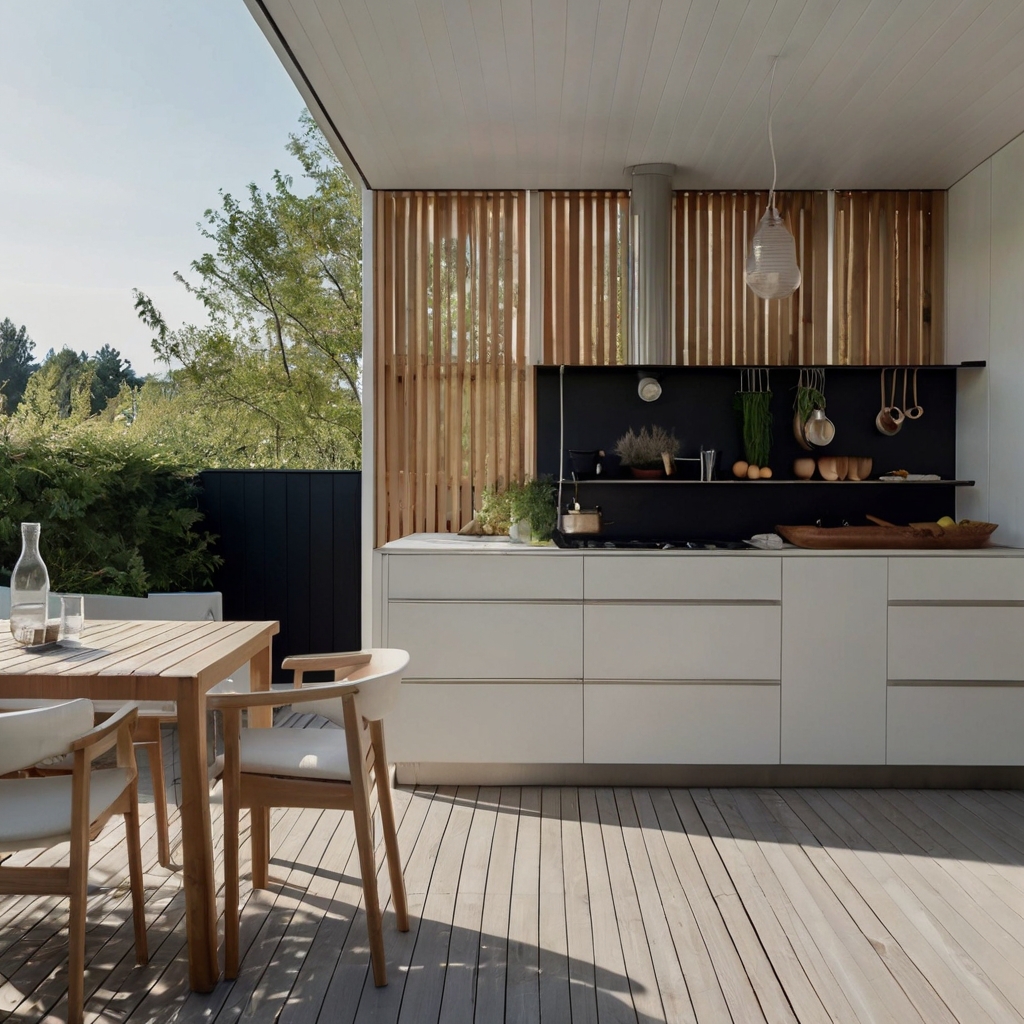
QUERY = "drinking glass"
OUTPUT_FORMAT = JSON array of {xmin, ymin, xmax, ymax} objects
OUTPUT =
[{"xmin": 59, "ymin": 595, "xmax": 85, "ymax": 644}]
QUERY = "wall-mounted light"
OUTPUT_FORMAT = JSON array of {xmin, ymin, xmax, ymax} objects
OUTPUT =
[
  {"xmin": 745, "ymin": 58, "xmax": 801, "ymax": 301},
  {"xmin": 638, "ymin": 376, "xmax": 662, "ymax": 402}
]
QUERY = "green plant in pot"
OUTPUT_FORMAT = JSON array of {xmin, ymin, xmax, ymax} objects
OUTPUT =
[
  {"xmin": 613, "ymin": 426, "xmax": 680, "ymax": 479},
  {"xmin": 509, "ymin": 477, "xmax": 557, "ymax": 543}
]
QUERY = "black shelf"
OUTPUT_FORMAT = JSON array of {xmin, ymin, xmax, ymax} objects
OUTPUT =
[{"xmin": 560, "ymin": 478, "xmax": 975, "ymax": 486}]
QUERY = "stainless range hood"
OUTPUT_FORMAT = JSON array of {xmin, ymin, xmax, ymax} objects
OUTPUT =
[{"xmin": 627, "ymin": 163, "xmax": 675, "ymax": 365}]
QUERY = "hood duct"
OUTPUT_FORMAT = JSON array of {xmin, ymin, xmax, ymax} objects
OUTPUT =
[{"xmin": 627, "ymin": 163, "xmax": 675, "ymax": 365}]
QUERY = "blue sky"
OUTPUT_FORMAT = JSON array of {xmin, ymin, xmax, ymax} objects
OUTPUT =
[{"xmin": 0, "ymin": 1, "xmax": 309, "ymax": 375}]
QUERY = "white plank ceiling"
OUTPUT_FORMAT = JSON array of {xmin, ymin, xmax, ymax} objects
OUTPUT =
[{"xmin": 246, "ymin": 0, "xmax": 1024, "ymax": 190}]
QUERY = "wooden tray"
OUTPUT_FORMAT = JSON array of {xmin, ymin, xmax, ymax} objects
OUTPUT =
[{"xmin": 777, "ymin": 522, "xmax": 998, "ymax": 550}]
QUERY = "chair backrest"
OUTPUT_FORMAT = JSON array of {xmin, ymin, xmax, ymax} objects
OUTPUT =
[
  {"xmin": 0, "ymin": 699, "xmax": 94, "ymax": 775},
  {"xmin": 302, "ymin": 648, "xmax": 410, "ymax": 726}
]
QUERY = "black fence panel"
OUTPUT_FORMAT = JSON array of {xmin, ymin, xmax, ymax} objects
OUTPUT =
[{"xmin": 199, "ymin": 470, "xmax": 361, "ymax": 685}]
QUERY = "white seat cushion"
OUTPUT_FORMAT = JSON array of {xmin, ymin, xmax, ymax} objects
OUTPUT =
[
  {"xmin": 0, "ymin": 769, "xmax": 132, "ymax": 852},
  {"xmin": 239, "ymin": 729, "xmax": 350, "ymax": 782}
]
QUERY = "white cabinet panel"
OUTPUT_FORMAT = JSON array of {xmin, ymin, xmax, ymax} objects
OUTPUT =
[
  {"xmin": 388, "ymin": 682, "xmax": 583, "ymax": 763},
  {"xmin": 888, "ymin": 557, "xmax": 1024, "ymax": 603},
  {"xmin": 782, "ymin": 558, "xmax": 887, "ymax": 764},
  {"xmin": 584, "ymin": 683, "xmax": 780, "ymax": 764},
  {"xmin": 584, "ymin": 604, "xmax": 780, "ymax": 680},
  {"xmin": 888, "ymin": 606, "xmax": 1024, "ymax": 681},
  {"xmin": 387, "ymin": 553, "xmax": 583, "ymax": 600},
  {"xmin": 888, "ymin": 686, "xmax": 1024, "ymax": 765},
  {"xmin": 388, "ymin": 601, "xmax": 582, "ymax": 678},
  {"xmin": 584, "ymin": 555, "xmax": 780, "ymax": 601}
]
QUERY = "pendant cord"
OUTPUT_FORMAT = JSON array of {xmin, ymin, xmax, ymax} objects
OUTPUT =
[{"xmin": 767, "ymin": 57, "xmax": 778, "ymax": 215}]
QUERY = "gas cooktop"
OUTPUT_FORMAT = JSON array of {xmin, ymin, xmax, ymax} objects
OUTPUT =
[{"xmin": 552, "ymin": 534, "xmax": 747, "ymax": 550}]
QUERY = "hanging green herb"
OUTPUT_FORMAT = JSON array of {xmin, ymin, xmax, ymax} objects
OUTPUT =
[{"xmin": 734, "ymin": 369, "xmax": 773, "ymax": 468}]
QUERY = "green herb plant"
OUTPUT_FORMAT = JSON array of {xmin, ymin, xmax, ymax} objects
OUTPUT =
[
  {"xmin": 795, "ymin": 367, "xmax": 827, "ymax": 428},
  {"xmin": 613, "ymin": 426, "xmax": 680, "ymax": 469},
  {"xmin": 734, "ymin": 369, "xmax": 773, "ymax": 467},
  {"xmin": 509, "ymin": 477, "xmax": 557, "ymax": 542}
]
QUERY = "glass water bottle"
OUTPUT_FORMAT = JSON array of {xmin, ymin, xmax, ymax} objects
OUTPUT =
[{"xmin": 10, "ymin": 522, "xmax": 50, "ymax": 645}]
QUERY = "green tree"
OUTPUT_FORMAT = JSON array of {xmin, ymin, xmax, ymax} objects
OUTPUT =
[
  {"xmin": 17, "ymin": 348, "xmax": 94, "ymax": 426},
  {"xmin": 91, "ymin": 344, "xmax": 142, "ymax": 415},
  {"xmin": 0, "ymin": 318, "xmax": 38, "ymax": 413},
  {"xmin": 135, "ymin": 110, "xmax": 363, "ymax": 469}
]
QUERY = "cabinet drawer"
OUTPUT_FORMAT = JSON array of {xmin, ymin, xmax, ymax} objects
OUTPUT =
[
  {"xmin": 887, "ymin": 685, "xmax": 1024, "ymax": 764},
  {"xmin": 388, "ymin": 681, "xmax": 583, "ymax": 763},
  {"xmin": 888, "ymin": 606, "xmax": 1024, "ymax": 681},
  {"xmin": 585, "ymin": 604, "xmax": 780, "ymax": 680},
  {"xmin": 584, "ymin": 682, "xmax": 780, "ymax": 764},
  {"xmin": 387, "ymin": 554, "xmax": 583, "ymax": 600},
  {"xmin": 888, "ymin": 557, "xmax": 1024, "ymax": 603},
  {"xmin": 387, "ymin": 601, "xmax": 582, "ymax": 679},
  {"xmin": 584, "ymin": 555, "xmax": 780, "ymax": 601}
]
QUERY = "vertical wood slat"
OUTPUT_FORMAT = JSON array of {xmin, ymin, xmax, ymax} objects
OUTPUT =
[
  {"xmin": 375, "ymin": 191, "xmax": 528, "ymax": 544},
  {"xmin": 833, "ymin": 190, "xmax": 944, "ymax": 366},
  {"xmin": 543, "ymin": 191, "xmax": 629, "ymax": 365},
  {"xmin": 672, "ymin": 192, "xmax": 828, "ymax": 366}
]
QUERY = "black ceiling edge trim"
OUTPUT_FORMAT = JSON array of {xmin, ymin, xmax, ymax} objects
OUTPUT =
[{"xmin": 252, "ymin": 0, "xmax": 370, "ymax": 190}]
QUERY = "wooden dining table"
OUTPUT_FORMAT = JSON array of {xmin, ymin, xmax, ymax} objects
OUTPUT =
[{"xmin": 0, "ymin": 617, "xmax": 280, "ymax": 992}]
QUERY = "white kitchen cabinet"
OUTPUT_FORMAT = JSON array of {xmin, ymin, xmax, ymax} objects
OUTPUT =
[
  {"xmin": 584, "ymin": 604, "xmax": 780, "ymax": 680},
  {"xmin": 584, "ymin": 555, "xmax": 780, "ymax": 601},
  {"xmin": 387, "ymin": 600, "xmax": 583, "ymax": 679},
  {"xmin": 888, "ymin": 605, "xmax": 1024, "ymax": 681},
  {"xmin": 388, "ymin": 681, "xmax": 583, "ymax": 763},
  {"xmin": 387, "ymin": 552, "xmax": 583, "ymax": 600},
  {"xmin": 888, "ymin": 556, "xmax": 1024, "ymax": 603},
  {"xmin": 584, "ymin": 682, "xmax": 780, "ymax": 764},
  {"xmin": 887, "ymin": 685, "xmax": 1024, "ymax": 765},
  {"xmin": 782, "ymin": 558, "xmax": 888, "ymax": 764}
]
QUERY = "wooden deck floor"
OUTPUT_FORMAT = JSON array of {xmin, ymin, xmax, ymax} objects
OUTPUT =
[{"xmin": 5, "ymin": 721, "xmax": 1024, "ymax": 1022}]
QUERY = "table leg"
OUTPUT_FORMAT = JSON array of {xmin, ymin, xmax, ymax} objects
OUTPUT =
[
  {"xmin": 177, "ymin": 679, "xmax": 219, "ymax": 991},
  {"xmin": 248, "ymin": 641, "xmax": 272, "ymax": 888}
]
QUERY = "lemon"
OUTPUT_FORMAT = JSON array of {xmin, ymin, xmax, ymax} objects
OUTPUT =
[{"xmin": 937, "ymin": 516, "xmax": 956, "ymax": 528}]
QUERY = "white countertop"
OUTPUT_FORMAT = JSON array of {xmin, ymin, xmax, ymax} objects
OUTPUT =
[{"xmin": 379, "ymin": 533, "xmax": 1024, "ymax": 556}]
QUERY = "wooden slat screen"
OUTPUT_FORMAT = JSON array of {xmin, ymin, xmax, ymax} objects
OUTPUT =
[
  {"xmin": 833, "ymin": 190, "xmax": 945, "ymax": 365},
  {"xmin": 543, "ymin": 191, "xmax": 630, "ymax": 364},
  {"xmin": 375, "ymin": 191, "xmax": 529, "ymax": 544},
  {"xmin": 673, "ymin": 191, "xmax": 830, "ymax": 365}
]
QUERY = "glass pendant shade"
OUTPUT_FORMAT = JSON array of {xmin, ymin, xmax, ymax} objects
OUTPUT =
[{"xmin": 745, "ymin": 206, "xmax": 801, "ymax": 300}]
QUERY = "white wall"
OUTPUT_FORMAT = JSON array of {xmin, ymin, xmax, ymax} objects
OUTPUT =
[{"xmin": 948, "ymin": 131, "xmax": 1024, "ymax": 544}]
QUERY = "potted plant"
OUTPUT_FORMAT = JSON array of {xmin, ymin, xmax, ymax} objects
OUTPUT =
[
  {"xmin": 509, "ymin": 477, "xmax": 557, "ymax": 543},
  {"xmin": 613, "ymin": 426, "xmax": 680, "ymax": 479}
]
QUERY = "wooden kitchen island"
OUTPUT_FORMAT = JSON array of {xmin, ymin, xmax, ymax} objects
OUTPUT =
[{"xmin": 375, "ymin": 534, "xmax": 1024, "ymax": 785}]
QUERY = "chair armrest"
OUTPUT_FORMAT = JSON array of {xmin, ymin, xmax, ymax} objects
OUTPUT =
[
  {"xmin": 70, "ymin": 702, "xmax": 139, "ymax": 767},
  {"xmin": 281, "ymin": 651, "xmax": 372, "ymax": 678},
  {"xmin": 208, "ymin": 681, "xmax": 360, "ymax": 711}
]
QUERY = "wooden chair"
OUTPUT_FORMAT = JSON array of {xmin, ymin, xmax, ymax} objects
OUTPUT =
[
  {"xmin": 84, "ymin": 591, "xmax": 245, "ymax": 868},
  {"xmin": 208, "ymin": 648, "xmax": 410, "ymax": 983},
  {"xmin": 0, "ymin": 699, "xmax": 148, "ymax": 1024}
]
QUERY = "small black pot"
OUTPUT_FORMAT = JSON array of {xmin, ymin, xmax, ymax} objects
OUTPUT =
[{"xmin": 568, "ymin": 449, "xmax": 604, "ymax": 478}]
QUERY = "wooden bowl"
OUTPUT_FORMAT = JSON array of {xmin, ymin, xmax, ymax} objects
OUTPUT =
[
  {"xmin": 834, "ymin": 456, "xmax": 849, "ymax": 480},
  {"xmin": 817, "ymin": 456, "xmax": 839, "ymax": 481},
  {"xmin": 793, "ymin": 457, "xmax": 816, "ymax": 480}
]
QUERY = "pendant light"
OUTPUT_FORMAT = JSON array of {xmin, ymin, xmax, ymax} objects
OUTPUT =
[{"xmin": 745, "ymin": 59, "xmax": 801, "ymax": 300}]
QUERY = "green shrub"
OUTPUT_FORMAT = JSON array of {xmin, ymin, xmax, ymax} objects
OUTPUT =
[{"xmin": 0, "ymin": 432, "xmax": 221, "ymax": 596}]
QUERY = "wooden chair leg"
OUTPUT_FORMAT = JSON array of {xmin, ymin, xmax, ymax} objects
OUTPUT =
[
  {"xmin": 67, "ymin": 801, "xmax": 90, "ymax": 1024},
  {"xmin": 371, "ymin": 723, "xmax": 408, "ymax": 932},
  {"xmin": 250, "ymin": 807, "xmax": 270, "ymax": 890},
  {"xmin": 353, "ymin": 800, "xmax": 387, "ymax": 986},
  {"xmin": 123, "ymin": 781, "xmax": 149, "ymax": 965},
  {"xmin": 146, "ymin": 727, "xmax": 172, "ymax": 869},
  {"xmin": 223, "ymin": 708, "xmax": 242, "ymax": 979}
]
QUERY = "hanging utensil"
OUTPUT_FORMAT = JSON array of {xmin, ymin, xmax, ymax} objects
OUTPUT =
[
  {"xmin": 875, "ymin": 368, "xmax": 904, "ymax": 436},
  {"xmin": 905, "ymin": 367, "xmax": 924, "ymax": 420},
  {"xmin": 803, "ymin": 368, "xmax": 835, "ymax": 446}
]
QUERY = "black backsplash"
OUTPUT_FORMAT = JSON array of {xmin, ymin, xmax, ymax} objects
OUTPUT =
[{"xmin": 536, "ymin": 365, "xmax": 967, "ymax": 542}]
